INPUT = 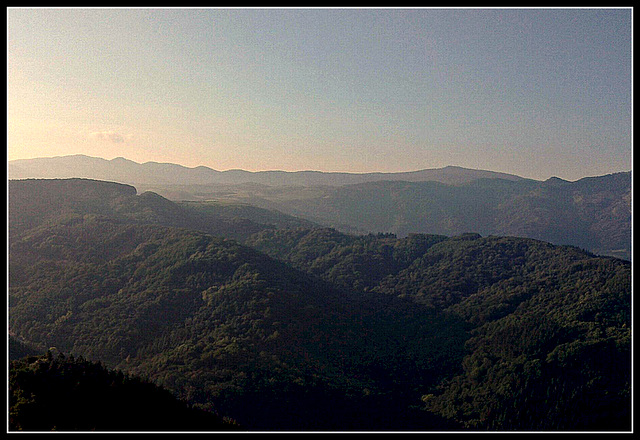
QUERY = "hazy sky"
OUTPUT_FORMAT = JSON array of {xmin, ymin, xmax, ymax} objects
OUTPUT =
[{"xmin": 7, "ymin": 7, "xmax": 632, "ymax": 180}]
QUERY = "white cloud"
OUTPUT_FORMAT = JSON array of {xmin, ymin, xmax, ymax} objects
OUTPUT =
[{"xmin": 89, "ymin": 131, "xmax": 127, "ymax": 143}]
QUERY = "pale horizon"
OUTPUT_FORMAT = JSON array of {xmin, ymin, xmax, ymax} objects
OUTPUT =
[{"xmin": 8, "ymin": 7, "xmax": 632, "ymax": 181}]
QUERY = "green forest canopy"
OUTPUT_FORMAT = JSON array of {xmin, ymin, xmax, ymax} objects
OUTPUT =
[{"xmin": 8, "ymin": 178, "xmax": 631, "ymax": 431}]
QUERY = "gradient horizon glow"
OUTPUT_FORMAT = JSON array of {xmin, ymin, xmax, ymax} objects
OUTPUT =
[{"xmin": 7, "ymin": 7, "xmax": 632, "ymax": 180}]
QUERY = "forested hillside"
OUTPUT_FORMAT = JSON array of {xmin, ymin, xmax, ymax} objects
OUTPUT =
[
  {"xmin": 8, "ymin": 179, "xmax": 631, "ymax": 431},
  {"xmin": 10, "ymin": 156, "xmax": 630, "ymax": 260},
  {"xmin": 8, "ymin": 178, "xmax": 312, "ymax": 244},
  {"xmin": 247, "ymin": 228, "xmax": 631, "ymax": 430},
  {"xmin": 138, "ymin": 172, "xmax": 631, "ymax": 260},
  {"xmin": 263, "ymin": 172, "xmax": 631, "ymax": 260},
  {"xmin": 9, "ymin": 352, "xmax": 238, "ymax": 431}
]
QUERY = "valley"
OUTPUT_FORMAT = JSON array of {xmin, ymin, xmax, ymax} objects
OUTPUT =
[
  {"xmin": 8, "ymin": 7, "xmax": 632, "ymax": 433},
  {"xmin": 9, "ymin": 156, "xmax": 631, "ymax": 260},
  {"xmin": 8, "ymin": 177, "xmax": 632, "ymax": 431}
]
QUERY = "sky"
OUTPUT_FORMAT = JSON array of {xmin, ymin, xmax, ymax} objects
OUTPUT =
[{"xmin": 7, "ymin": 7, "xmax": 632, "ymax": 181}]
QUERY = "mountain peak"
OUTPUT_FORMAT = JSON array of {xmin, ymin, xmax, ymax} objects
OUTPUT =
[
  {"xmin": 111, "ymin": 156, "xmax": 135, "ymax": 163},
  {"xmin": 8, "ymin": 155, "xmax": 531, "ymax": 187},
  {"xmin": 544, "ymin": 176, "xmax": 571, "ymax": 186}
]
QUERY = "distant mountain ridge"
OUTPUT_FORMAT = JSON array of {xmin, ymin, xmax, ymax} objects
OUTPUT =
[
  {"xmin": 268, "ymin": 172, "xmax": 632, "ymax": 260},
  {"xmin": 8, "ymin": 156, "xmax": 631, "ymax": 260},
  {"xmin": 8, "ymin": 154, "xmax": 531, "ymax": 187},
  {"xmin": 8, "ymin": 178, "xmax": 315, "ymax": 244}
]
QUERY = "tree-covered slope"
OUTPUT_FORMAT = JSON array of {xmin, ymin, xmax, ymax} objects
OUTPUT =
[
  {"xmin": 260, "ymin": 172, "xmax": 631, "ymax": 260},
  {"xmin": 9, "ymin": 352, "xmax": 238, "ymax": 431},
  {"xmin": 380, "ymin": 235, "xmax": 631, "ymax": 430},
  {"xmin": 9, "ymin": 215, "xmax": 464, "ymax": 430},
  {"xmin": 8, "ymin": 178, "xmax": 316, "ymax": 244},
  {"xmin": 8, "ymin": 178, "xmax": 631, "ymax": 431},
  {"xmin": 246, "ymin": 228, "xmax": 632, "ymax": 430}
]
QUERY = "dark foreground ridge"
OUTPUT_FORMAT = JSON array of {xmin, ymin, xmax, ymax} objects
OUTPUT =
[{"xmin": 9, "ymin": 351, "xmax": 239, "ymax": 431}]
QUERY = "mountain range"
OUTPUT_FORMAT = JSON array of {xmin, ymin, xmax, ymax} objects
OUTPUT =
[
  {"xmin": 8, "ymin": 178, "xmax": 632, "ymax": 431},
  {"xmin": 269, "ymin": 174, "xmax": 632, "ymax": 260},
  {"xmin": 8, "ymin": 154, "xmax": 529, "ymax": 186},
  {"xmin": 8, "ymin": 155, "xmax": 632, "ymax": 260}
]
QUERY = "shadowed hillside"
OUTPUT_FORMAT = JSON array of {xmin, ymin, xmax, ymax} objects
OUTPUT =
[
  {"xmin": 9, "ymin": 352, "xmax": 238, "ymax": 431},
  {"xmin": 8, "ymin": 178, "xmax": 631, "ymax": 431},
  {"xmin": 259, "ymin": 173, "xmax": 631, "ymax": 260},
  {"xmin": 8, "ymin": 178, "xmax": 314, "ymax": 244},
  {"xmin": 9, "ymin": 157, "xmax": 630, "ymax": 260}
]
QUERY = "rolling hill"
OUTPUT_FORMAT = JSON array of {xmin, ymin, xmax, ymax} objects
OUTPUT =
[
  {"xmin": 8, "ymin": 178, "xmax": 314, "ymax": 244},
  {"xmin": 9, "ymin": 156, "xmax": 631, "ymax": 260},
  {"xmin": 265, "ymin": 173, "xmax": 631, "ymax": 260},
  {"xmin": 8, "ymin": 178, "xmax": 631, "ymax": 431}
]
